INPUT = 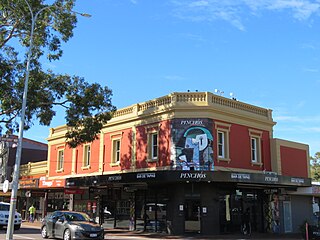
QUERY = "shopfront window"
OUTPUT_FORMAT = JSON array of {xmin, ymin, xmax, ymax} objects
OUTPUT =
[
  {"xmin": 219, "ymin": 189, "xmax": 263, "ymax": 234},
  {"xmin": 74, "ymin": 200, "xmax": 97, "ymax": 219},
  {"xmin": 47, "ymin": 192, "xmax": 70, "ymax": 213}
]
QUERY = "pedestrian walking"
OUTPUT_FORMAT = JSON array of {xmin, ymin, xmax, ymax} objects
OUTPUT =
[{"xmin": 28, "ymin": 204, "xmax": 36, "ymax": 223}]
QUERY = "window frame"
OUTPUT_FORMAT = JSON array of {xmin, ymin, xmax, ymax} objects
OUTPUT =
[
  {"xmin": 112, "ymin": 138, "xmax": 121, "ymax": 165},
  {"xmin": 56, "ymin": 149, "xmax": 64, "ymax": 172},
  {"xmin": 146, "ymin": 124, "xmax": 160, "ymax": 162},
  {"xmin": 215, "ymin": 122, "xmax": 231, "ymax": 163},
  {"xmin": 217, "ymin": 131, "xmax": 225, "ymax": 158},
  {"xmin": 82, "ymin": 144, "xmax": 91, "ymax": 169},
  {"xmin": 149, "ymin": 132, "xmax": 158, "ymax": 161},
  {"xmin": 251, "ymin": 137, "xmax": 258, "ymax": 163},
  {"xmin": 249, "ymin": 129, "xmax": 263, "ymax": 166}
]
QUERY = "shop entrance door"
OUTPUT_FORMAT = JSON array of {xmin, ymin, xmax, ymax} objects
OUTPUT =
[
  {"xmin": 184, "ymin": 199, "xmax": 201, "ymax": 233},
  {"xmin": 283, "ymin": 201, "xmax": 292, "ymax": 233}
]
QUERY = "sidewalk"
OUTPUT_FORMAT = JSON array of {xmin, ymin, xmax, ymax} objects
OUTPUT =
[{"xmin": 22, "ymin": 221, "xmax": 304, "ymax": 239}]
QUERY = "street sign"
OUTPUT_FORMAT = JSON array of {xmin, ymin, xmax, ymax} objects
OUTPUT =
[
  {"xmin": 0, "ymin": 181, "xmax": 12, "ymax": 190},
  {"xmin": 2, "ymin": 180, "xmax": 9, "ymax": 193},
  {"xmin": 0, "ymin": 137, "xmax": 18, "ymax": 143}
]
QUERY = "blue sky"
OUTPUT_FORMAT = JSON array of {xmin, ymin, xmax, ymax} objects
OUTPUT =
[{"xmin": 24, "ymin": 0, "xmax": 320, "ymax": 156}]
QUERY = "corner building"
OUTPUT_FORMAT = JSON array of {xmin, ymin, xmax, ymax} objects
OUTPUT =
[{"xmin": 47, "ymin": 92, "xmax": 311, "ymax": 236}]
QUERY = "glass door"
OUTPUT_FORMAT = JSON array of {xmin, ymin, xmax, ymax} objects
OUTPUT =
[
  {"xmin": 283, "ymin": 201, "xmax": 292, "ymax": 233},
  {"xmin": 184, "ymin": 199, "xmax": 201, "ymax": 233}
]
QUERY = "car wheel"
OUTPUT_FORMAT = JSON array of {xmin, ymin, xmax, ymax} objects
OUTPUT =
[
  {"xmin": 41, "ymin": 225, "xmax": 48, "ymax": 239},
  {"xmin": 63, "ymin": 229, "xmax": 71, "ymax": 240},
  {"xmin": 14, "ymin": 224, "xmax": 21, "ymax": 230}
]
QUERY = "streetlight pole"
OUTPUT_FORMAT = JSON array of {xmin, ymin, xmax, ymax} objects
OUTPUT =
[{"xmin": 5, "ymin": 1, "xmax": 90, "ymax": 239}]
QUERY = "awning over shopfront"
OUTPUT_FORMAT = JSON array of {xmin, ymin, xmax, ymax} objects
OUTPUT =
[{"xmin": 66, "ymin": 170, "xmax": 311, "ymax": 189}]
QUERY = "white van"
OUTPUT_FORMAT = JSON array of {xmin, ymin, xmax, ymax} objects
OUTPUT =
[{"xmin": 0, "ymin": 202, "xmax": 22, "ymax": 230}]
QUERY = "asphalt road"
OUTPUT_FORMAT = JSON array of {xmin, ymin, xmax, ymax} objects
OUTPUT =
[{"xmin": 0, "ymin": 222, "xmax": 305, "ymax": 240}]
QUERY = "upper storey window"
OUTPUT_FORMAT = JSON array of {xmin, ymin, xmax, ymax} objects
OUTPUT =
[
  {"xmin": 83, "ymin": 144, "xmax": 91, "ymax": 169},
  {"xmin": 150, "ymin": 132, "xmax": 158, "ymax": 160},
  {"xmin": 110, "ymin": 132, "xmax": 122, "ymax": 167},
  {"xmin": 249, "ymin": 129, "xmax": 263, "ymax": 166},
  {"xmin": 112, "ymin": 139, "xmax": 121, "ymax": 165},
  {"xmin": 215, "ymin": 122, "xmax": 231, "ymax": 162},
  {"xmin": 146, "ymin": 124, "xmax": 160, "ymax": 162},
  {"xmin": 57, "ymin": 149, "xmax": 64, "ymax": 172}
]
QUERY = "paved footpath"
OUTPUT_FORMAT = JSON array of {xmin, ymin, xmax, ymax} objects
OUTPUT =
[{"xmin": 22, "ymin": 221, "xmax": 304, "ymax": 240}]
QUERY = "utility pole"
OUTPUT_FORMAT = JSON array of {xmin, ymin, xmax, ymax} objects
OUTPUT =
[
  {"xmin": 0, "ymin": 141, "xmax": 8, "ymax": 183},
  {"xmin": 5, "ymin": 1, "xmax": 90, "ymax": 239}
]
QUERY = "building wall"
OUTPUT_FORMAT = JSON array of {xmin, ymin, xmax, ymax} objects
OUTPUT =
[
  {"xmin": 290, "ymin": 195, "xmax": 313, "ymax": 233},
  {"xmin": 270, "ymin": 138, "xmax": 309, "ymax": 178},
  {"xmin": 281, "ymin": 146, "xmax": 309, "ymax": 177},
  {"xmin": 46, "ymin": 92, "xmax": 308, "ymax": 179},
  {"xmin": 217, "ymin": 123, "xmax": 272, "ymax": 171},
  {"xmin": 103, "ymin": 127, "xmax": 132, "ymax": 172}
]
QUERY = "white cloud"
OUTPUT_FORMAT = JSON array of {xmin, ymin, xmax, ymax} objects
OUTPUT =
[
  {"xmin": 274, "ymin": 115, "xmax": 320, "ymax": 123},
  {"xmin": 180, "ymin": 33, "xmax": 206, "ymax": 42},
  {"xmin": 130, "ymin": 0, "xmax": 138, "ymax": 4},
  {"xmin": 171, "ymin": 0, "xmax": 320, "ymax": 30},
  {"xmin": 302, "ymin": 67, "xmax": 319, "ymax": 72},
  {"xmin": 301, "ymin": 43, "xmax": 317, "ymax": 49},
  {"xmin": 189, "ymin": 0, "xmax": 210, "ymax": 7}
]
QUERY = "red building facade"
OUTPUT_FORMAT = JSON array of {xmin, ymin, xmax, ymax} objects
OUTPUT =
[{"xmin": 46, "ymin": 92, "xmax": 311, "ymax": 235}]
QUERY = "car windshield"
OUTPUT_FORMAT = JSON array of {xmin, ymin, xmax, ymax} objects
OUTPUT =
[
  {"xmin": 64, "ymin": 212, "xmax": 91, "ymax": 221},
  {"xmin": 0, "ymin": 204, "xmax": 10, "ymax": 211}
]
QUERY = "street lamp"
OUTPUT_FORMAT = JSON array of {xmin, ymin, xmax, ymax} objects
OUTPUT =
[{"xmin": 5, "ymin": 1, "xmax": 90, "ymax": 239}]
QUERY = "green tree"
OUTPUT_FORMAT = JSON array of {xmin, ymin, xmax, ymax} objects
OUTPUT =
[
  {"xmin": 0, "ymin": 0, "xmax": 116, "ymax": 147},
  {"xmin": 310, "ymin": 152, "xmax": 320, "ymax": 181}
]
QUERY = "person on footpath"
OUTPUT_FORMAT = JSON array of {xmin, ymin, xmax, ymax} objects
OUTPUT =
[{"xmin": 28, "ymin": 204, "xmax": 36, "ymax": 223}]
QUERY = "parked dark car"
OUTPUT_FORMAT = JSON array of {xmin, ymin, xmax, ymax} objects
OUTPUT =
[{"xmin": 40, "ymin": 210, "xmax": 104, "ymax": 240}]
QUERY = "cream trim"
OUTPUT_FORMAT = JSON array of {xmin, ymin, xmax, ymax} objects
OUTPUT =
[
  {"xmin": 81, "ymin": 165, "xmax": 91, "ymax": 170},
  {"xmin": 216, "ymin": 124, "xmax": 230, "ymax": 162},
  {"xmin": 131, "ymin": 126, "xmax": 137, "ymax": 170},
  {"xmin": 147, "ymin": 130, "xmax": 159, "ymax": 162},
  {"xmin": 249, "ymin": 128, "xmax": 263, "ymax": 137},
  {"xmin": 99, "ymin": 132, "xmax": 104, "ymax": 173},
  {"xmin": 83, "ymin": 144, "xmax": 91, "ymax": 167},
  {"xmin": 56, "ymin": 149, "xmax": 64, "ymax": 171},
  {"xmin": 111, "ymin": 138, "xmax": 121, "ymax": 165},
  {"xmin": 110, "ymin": 132, "xmax": 123, "ymax": 139},
  {"xmin": 215, "ymin": 121, "xmax": 231, "ymax": 130},
  {"xmin": 72, "ymin": 148, "xmax": 77, "ymax": 174},
  {"xmin": 218, "ymin": 158, "xmax": 231, "ymax": 163}
]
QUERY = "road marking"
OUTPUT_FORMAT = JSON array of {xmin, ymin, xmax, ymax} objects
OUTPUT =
[{"xmin": 13, "ymin": 234, "xmax": 35, "ymax": 239}]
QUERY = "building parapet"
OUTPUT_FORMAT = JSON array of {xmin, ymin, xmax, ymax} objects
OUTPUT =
[
  {"xmin": 113, "ymin": 92, "xmax": 272, "ymax": 120},
  {"xmin": 20, "ymin": 161, "xmax": 47, "ymax": 177},
  {"xmin": 48, "ymin": 91, "xmax": 274, "ymax": 140}
]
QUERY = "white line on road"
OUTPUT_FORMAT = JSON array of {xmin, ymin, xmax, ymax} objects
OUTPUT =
[{"xmin": 13, "ymin": 234, "xmax": 35, "ymax": 239}]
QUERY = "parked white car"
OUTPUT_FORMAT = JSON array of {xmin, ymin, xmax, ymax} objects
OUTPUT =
[{"xmin": 0, "ymin": 202, "xmax": 22, "ymax": 230}]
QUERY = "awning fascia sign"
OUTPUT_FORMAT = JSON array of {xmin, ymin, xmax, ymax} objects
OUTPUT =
[
  {"xmin": 66, "ymin": 170, "xmax": 311, "ymax": 188},
  {"xmin": 19, "ymin": 179, "xmax": 39, "ymax": 188},
  {"xmin": 39, "ymin": 179, "xmax": 66, "ymax": 188}
]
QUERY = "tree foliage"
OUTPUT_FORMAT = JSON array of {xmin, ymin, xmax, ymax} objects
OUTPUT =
[
  {"xmin": 310, "ymin": 152, "xmax": 320, "ymax": 181},
  {"xmin": 0, "ymin": 0, "xmax": 116, "ymax": 147}
]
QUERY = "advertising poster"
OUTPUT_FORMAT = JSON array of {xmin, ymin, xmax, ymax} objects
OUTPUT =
[{"xmin": 171, "ymin": 118, "xmax": 214, "ymax": 171}]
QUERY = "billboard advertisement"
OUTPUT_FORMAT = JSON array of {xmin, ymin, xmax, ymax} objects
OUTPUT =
[{"xmin": 171, "ymin": 118, "xmax": 214, "ymax": 171}]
